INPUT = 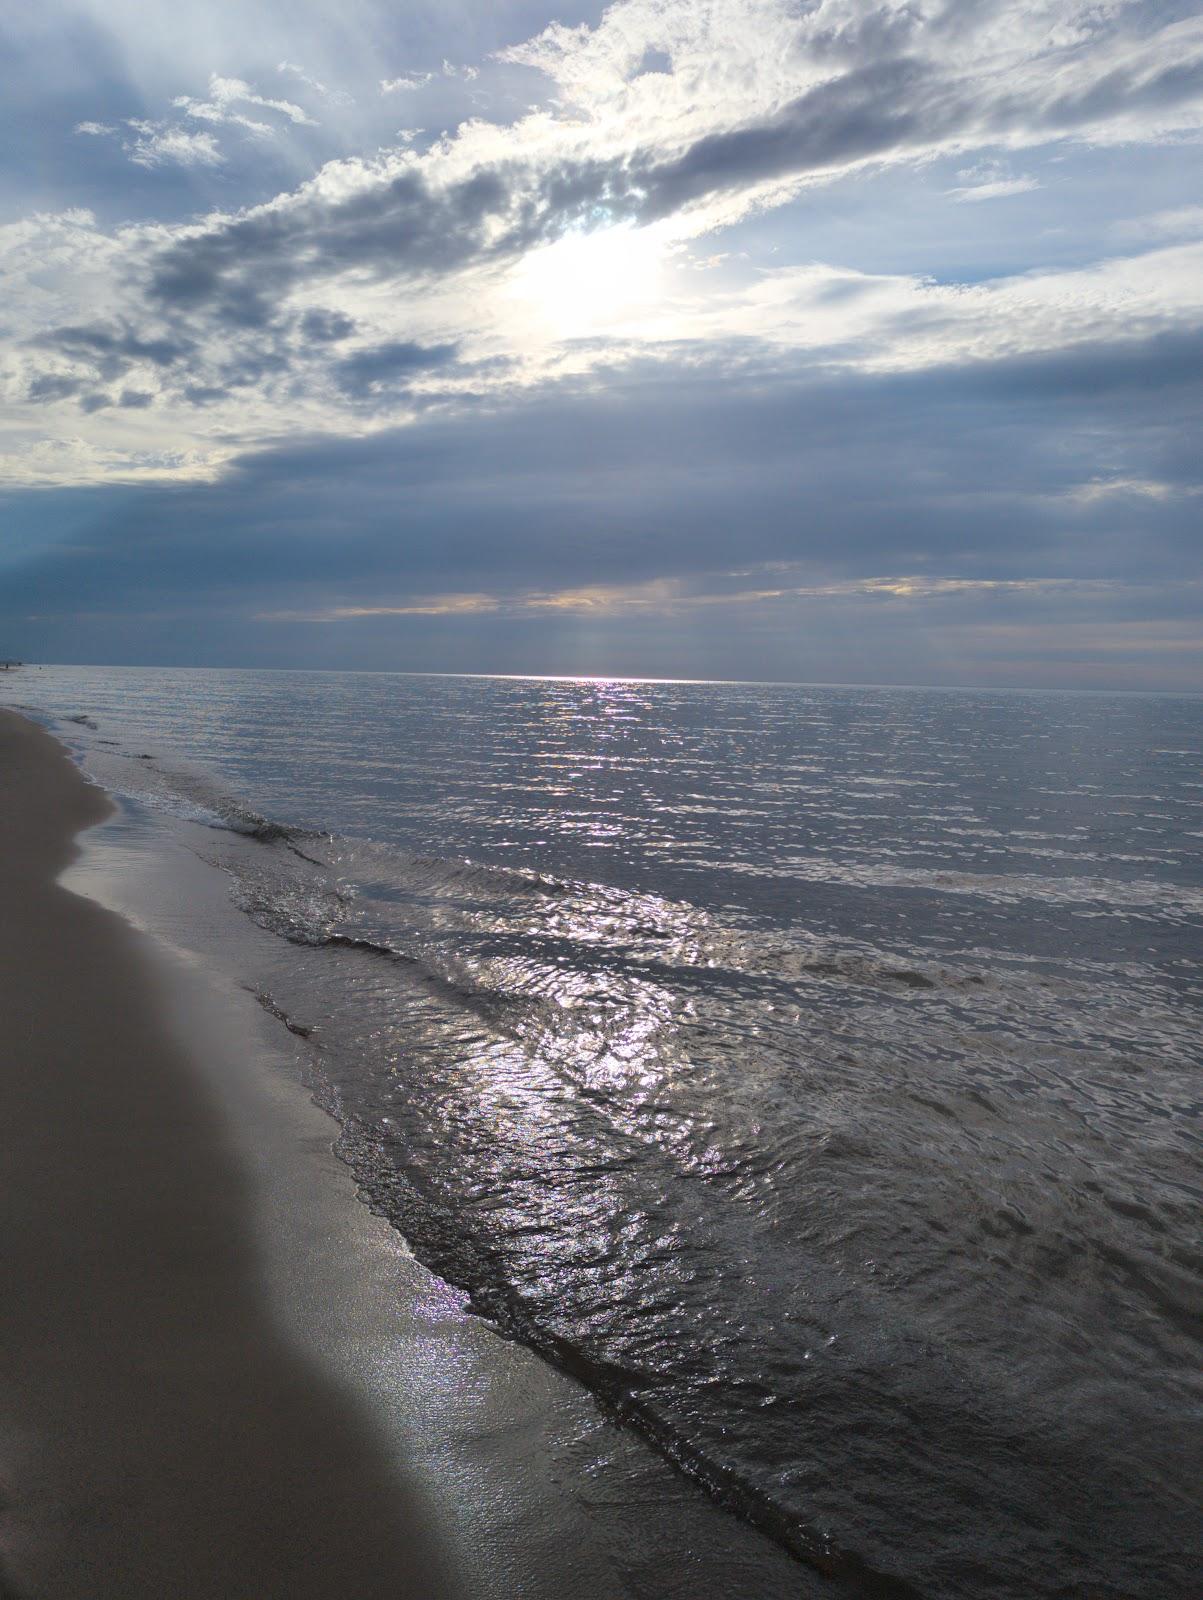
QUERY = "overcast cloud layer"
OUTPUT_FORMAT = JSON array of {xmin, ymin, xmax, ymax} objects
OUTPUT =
[{"xmin": 2, "ymin": 0, "xmax": 1201, "ymax": 686}]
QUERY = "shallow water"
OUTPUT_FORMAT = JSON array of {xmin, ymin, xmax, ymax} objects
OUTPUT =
[{"xmin": 9, "ymin": 666, "xmax": 1202, "ymax": 1597}]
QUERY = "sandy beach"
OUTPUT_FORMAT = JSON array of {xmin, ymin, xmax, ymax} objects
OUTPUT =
[
  {"xmin": 0, "ymin": 708, "xmax": 809, "ymax": 1599},
  {"xmin": 0, "ymin": 709, "xmax": 471, "ymax": 1596}
]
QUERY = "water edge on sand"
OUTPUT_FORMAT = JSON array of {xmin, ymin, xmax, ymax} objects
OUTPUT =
[{"xmin": 0, "ymin": 709, "xmax": 808, "ymax": 1600}]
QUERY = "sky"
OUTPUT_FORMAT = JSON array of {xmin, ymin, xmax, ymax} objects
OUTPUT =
[{"xmin": 1, "ymin": 0, "xmax": 1201, "ymax": 688}]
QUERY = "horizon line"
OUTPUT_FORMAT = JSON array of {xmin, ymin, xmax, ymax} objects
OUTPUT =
[{"xmin": 7, "ymin": 662, "xmax": 1202, "ymax": 698}]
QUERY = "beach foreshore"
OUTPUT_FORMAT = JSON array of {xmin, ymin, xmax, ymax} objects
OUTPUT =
[
  {"xmin": 0, "ymin": 709, "xmax": 806, "ymax": 1600},
  {"xmin": 0, "ymin": 709, "xmax": 471, "ymax": 1597}
]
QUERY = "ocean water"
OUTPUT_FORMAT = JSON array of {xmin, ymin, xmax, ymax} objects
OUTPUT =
[{"xmin": 8, "ymin": 665, "xmax": 1202, "ymax": 1598}]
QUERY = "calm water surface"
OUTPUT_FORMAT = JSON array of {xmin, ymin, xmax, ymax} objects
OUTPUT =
[{"xmin": 9, "ymin": 666, "xmax": 1202, "ymax": 1598}]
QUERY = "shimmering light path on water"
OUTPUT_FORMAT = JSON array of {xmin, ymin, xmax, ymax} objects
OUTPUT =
[{"xmin": 9, "ymin": 666, "xmax": 1202, "ymax": 1598}]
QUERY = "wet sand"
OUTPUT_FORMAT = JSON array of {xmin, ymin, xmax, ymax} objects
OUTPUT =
[{"xmin": 0, "ymin": 710, "xmax": 469, "ymax": 1595}]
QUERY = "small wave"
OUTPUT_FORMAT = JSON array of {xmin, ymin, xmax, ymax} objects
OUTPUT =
[
  {"xmin": 75, "ymin": 737, "xmax": 334, "ymax": 865},
  {"xmin": 243, "ymin": 985, "xmax": 315, "ymax": 1039}
]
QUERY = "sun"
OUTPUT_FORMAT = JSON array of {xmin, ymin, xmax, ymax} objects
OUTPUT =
[{"xmin": 505, "ymin": 222, "xmax": 669, "ymax": 340}]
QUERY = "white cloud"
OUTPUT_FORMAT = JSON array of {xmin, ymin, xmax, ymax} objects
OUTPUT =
[
  {"xmin": 1068, "ymin": 477, "xmax": 1200, "ymax": 505},
  {"xmin": 602, "ymin": 240, "xmax": 1203, "ymax": 375},
  {"xmin": 948, "ymin": 162, "xmax": 1040, "ymax": 203},
  {"xmin": 0, "ymin": 429, "xmax": 228, "ymax": 488},
  {"xmin": 496, "ymin": 0, "xmax": 1203, "ymax": 168},
  {"xmin": 74, "ymin": 120, "xmax": 115, "ymax": 136},
  {"xmin": 952, "ymin": 178, "xmax": 1041, "ymax": 202},
  {"xmin": 380, "ymin": 73, "xmax": 433, "ymax": 93},
  {"xmin": 126, "ymin": 123, "xmax": 224, "ymax": 168},
  {"xmin": 1118, "ymin": 204, "xmax": 1203, "ymax": 240},
  {"xmin": 174, "ymin": 72, "xmax": 319, "ymax": 134},
  {"xmin": 276, "ymin": 60, "xmax": 329, "ymax": 97}
]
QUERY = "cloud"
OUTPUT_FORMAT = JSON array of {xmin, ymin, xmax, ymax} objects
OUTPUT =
[
  {"xmin": 1, "ymin": 0, "xmax": 1199, "ymax": 687},
  {"xmin": 4, "ymin": 310, "xmax": 1200, "ymax": 682},
  {"xmin": 276, "ymin": 60, "xmax": 346, "ymax": 103},
  {"xmin": 40, "ymin": 324, "xmax": 191, "ymax": 371},
  {"xmin": 668, "ymin": 242, "xmax": 1203, "ymax": 373},
  {"xmin": 27, "ymin": 373, "xmax": 85, "ymax": 402},
  {"xmin": 7, "ymin": 320, "xmax": 1200, "ymax": 585},
  {"xmin": 6, "ymin": 174, "xmax": 1201, "ymax": 483},
  {"xmin": 16, "ymin": 324, "xmax": 191, "ymax": 413},
  {"xmin": 380, "ymin": 73, "xmax": 433, "ymax": 93},
  {"xmin": 173, "ymin": 73, "xmax": 319, "ymax": 134},
  {"xmin": 1119, "ymin": 203, "xmax": 1203, "ymax": 240},
  {"xmin": 332, "ymin": 339, "xmax": 459, "ymax": 395},
  {"xmin": 948, "ymin": 161, "xmax": 1040, "ymax": 203},
  {"xmin": 126, "ymin": 123, "xmax": 223, "ymax": 169},
  {"xmin": 260, "ymin": 572, "xmax": 1152, "ymax": 625},
  {"xmin": 264, "ymin": 593, "xmax": 502, "ymax": 620},
  {"xmin": 951, "ymin": 177, "xmax": 1041, "ymax": 202},
  {"xmin": 300, "ymin": 308, "xmax": 357, "ymax": 343},
  {"xmin": 11, "ymin": 3, "xmax": 1203, "ymax": 425},
  {"xmin": 1067, "ymin": 476, "xmax": 1197, "ymax": 505},
  {"xmin": 88, "ymin": 0, "xmax": 1196, "ymax": 361}
]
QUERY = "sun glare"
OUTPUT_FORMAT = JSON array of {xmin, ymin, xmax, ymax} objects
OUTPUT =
[{"xmin": 506, "ymin": 223, "xmax": 669, "ymax": 339}]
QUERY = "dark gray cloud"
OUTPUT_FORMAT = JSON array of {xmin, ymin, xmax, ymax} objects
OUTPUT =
[
  {"xmin": 978, "ymin": 326, "xmax": 1203, "ymax": 399},
  {"xmin": 42, "ymin": 323, "xmax": 189, "ymax": 367},
  {"xmin": 27, "ymin": 372, "xmax": 85, "ymax": 402},
  {"xmin": 333, "ymin": 339, "xmax": 459, "ymax": 395},
  {"xmin": 300, "ymin": 307, "xmax": 356, "ymax": 342},
  {"xmin": 633, "ymin": 57, "xmax": 946, "ymax": 220},
  {"xmin": 145, "ymin": 167, "xmax": 516, "ymax": 328},
  {"xmin": 624, "ymin": 19, "xmax": 1203, "ymax": 221},
  {"xmin": 181, "ymin": 383, "xmax": 230, "ymax": 405},
  {"xmin": 5, "ymin": 325, "xmax": 1199, "ymax": 619},
  {"xmin": 24, "ymin": 323, "xmax": 192, "ymax": 405}
]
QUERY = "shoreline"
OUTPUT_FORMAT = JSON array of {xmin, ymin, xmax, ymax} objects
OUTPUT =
[
  {"xmin": 0, "ymin": 709, "xmax": 463, "ymax": 1598},
  {"xmin": 0, "ymin": 709, "xmax": 807, "ymax": 1599}
]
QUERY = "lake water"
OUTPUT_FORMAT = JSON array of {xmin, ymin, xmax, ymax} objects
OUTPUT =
[{"xmin": 8, "ymin": 665, "xmax": 1201, "ymax": 1598}]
